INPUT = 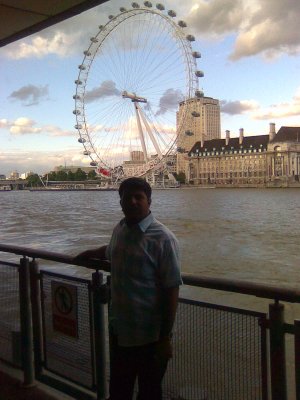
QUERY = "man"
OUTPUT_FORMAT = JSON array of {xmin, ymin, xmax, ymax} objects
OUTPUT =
[{"xmin": 76, "ymin": 177, "xmax": 182, "ymax": 400}]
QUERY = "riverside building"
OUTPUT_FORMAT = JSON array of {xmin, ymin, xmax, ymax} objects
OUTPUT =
[
  {"xmin": 184, "ymin": 123, "xmax": 300, "ymax": 187},
  {"xmin": 176, "ymin": 95, "xmax": 221, "ymax": 174}
]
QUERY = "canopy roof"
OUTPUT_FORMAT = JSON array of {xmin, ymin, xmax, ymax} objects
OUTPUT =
[{"xmin": 0, "ymin": 0, "xmax": 107, "ymax": 47}]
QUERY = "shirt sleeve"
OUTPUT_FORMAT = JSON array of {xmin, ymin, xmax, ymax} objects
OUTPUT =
[{"xmin": 159, "ymin": 235, "xmax": 183, "ymax": 288}]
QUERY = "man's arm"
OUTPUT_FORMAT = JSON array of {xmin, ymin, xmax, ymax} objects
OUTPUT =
[
  {"xmin": 73, "ymin": 245, "xmax": 111, "ymax": 272},
  {"xmin": 160, "ymin": 286, "xmax": 179, "ymax": 339},
  {"xmin": 156, "ymin": 286, "xmax": 179, "ymax": 359}
]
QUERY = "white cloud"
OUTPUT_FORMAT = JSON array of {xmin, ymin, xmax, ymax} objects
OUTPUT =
[
  {"xmin": 10, "ymin": 117, "xmax": 42, "ymax": 135},
  {"xmin": 0, "ymin": 117, "xmax": 74, "ymax": 137}
]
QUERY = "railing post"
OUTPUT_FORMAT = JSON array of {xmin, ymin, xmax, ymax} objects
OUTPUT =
[
  {"xmin": 269, "ymin": 301, "xmax": 287, "ymax": 400},
  {"xmin": 29, "ymin": 259, "xmax": 44, "ymax": 379},
  {"xmin": 19, "ymin": 256, "xmax": 35, "ymax": 387},
  {"xmin": 295, "ymin": 320, "xmax": 300, "ymax": 400},
  {"xmin": 92, "ymin": 270, "xmax": 108, "ymax": 400}
]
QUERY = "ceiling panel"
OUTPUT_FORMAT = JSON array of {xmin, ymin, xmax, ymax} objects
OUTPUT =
[{"xmin": 0, "ymin": 0, "xmax": 108, "ymax": 47}]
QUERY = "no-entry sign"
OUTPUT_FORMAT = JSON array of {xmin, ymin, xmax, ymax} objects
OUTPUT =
[{"xmin": 51, "ymin": 281, "xmax": 78, "ymax": 338}]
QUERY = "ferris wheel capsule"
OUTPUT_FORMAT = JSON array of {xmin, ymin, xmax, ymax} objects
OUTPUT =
[
  {"xmin": 73, "ymin": 94, "xmax": 81, "ymax": 100},
  {"xmin": 75, "ymin": 124, "xmax": 82, "ymax": 129},
  {"xmin": 78, "ymin": 137, "xmax": 86, "ymax": 143},
  {"xmin": 192, "ymin": 51, "xmax": 201, "ymax": 58},
  {"xmin": 78, "ymin": 64, "xmax": 86, "ymax": 70},
  {"xmin": 168, "ymin": 10, "xmax": 176, "ymax": 17},
  {"xmin": 90, "ymin": 161, "xmax": 97, "ymax": 167},
  {"xmin": 74, "ymin": 79, "xmax": 82, "ymax": 85},
  {"xmin": 84, "ymin": 50, "xmax": 91, "ymax": 56},
  {"xmin": 186, "ymin": 34, "xmax": 195, "ymax": 41},
  {"xmin": 83, "ymin": 150, "xmax": 91, "ymax": 155},
  {"xmin": 120, "ymin": 7, "xmax": 126, "ymax": 12},
  {"xmin": 73, "ymin": 109, "xmax": 81, "ymax": 115},
  {"xmin": 156, "ymin": 3, "xmax": 165, "ymax": 10},
  {"xmin": 98, "ymin": 25, "xmax": 104, "ymax": 30},
  {"xmin": 108, "ymin": 15, "xmax": 114, "ymax": 19},
  {"xmin": 195, "ymin": 70, "xmax": 204, "ymax": 78},
  {"xmin": 132, "ymin": 2, "xmax": 140, "ymax": 8},
  {"xmin": 195, "ymin": 89, "xmax": 204, "ymax": 97},
  {"xmin": 90, "ymin": 37, "xmax": 98, "ymax": 43},
  {"xmin": 144, "ymin": 1, "xmax": 152, "ymax": 7},
  {"xmin": 178, "ymin": 20, "xmax": 187, "ymax": 28}
]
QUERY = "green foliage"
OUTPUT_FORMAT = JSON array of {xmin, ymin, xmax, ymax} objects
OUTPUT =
[
  {"xmin": 174, "ymin": 171, "xmax": 186, "ymax": 184},
  {"xmin": 73, "ymin": 168, "xmax": 87, "ymax": 180},
  {"xmin": 87, "ymin": 170, "xmax": 97, "ymax": 179},
  {"xmin": 26, "ymin": 174, "xmax": 42, "ymax": 187}
]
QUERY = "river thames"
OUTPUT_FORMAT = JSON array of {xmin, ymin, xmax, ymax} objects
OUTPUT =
[
  {"xmin": 1, "ymin": 187, "xmax": 299, "ymax": 287},
  {"xmin": 1, "ymin": 187, "xmax": 299, "ymax": 398}
]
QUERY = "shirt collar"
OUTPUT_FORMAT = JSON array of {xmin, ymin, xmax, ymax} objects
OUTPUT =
[
  {"xmin": 120, "ymin": 212, "xmax": 154, "ymax": 233},
  {"xmin": 138, "ymin": 212, "xmax": 154, "ymax": 232}
]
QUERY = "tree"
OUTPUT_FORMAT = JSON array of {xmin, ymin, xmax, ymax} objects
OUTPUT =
[
  {"xmin": 74, "ymin": 168, "xmax": 87, "ymax": 181},
  {"xmin": 45, "ymin": 171, "xmax": 57, "ymax": 181},
  {"xmin": 56, "ymin": 170, "xmax": 68, "ymax": 181},
  {"xmin": 26, "ymin": 174, "xmax": 42, "ymax": 187},
  {"xmin": 175, "ymin": 172, "xmax": 186, "ymax": 184},
  {"xmin": 67, "ymin": 171, "xmax": 75, "ymax": 181},
  {"xmin": 87, "ymin": 170, "xmax": 97, "ymax": 180}
]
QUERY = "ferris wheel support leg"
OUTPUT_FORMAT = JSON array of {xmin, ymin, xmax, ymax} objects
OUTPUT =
[
  {"xmin": 136, "ymin": 103, "xmax": 162, "ymax": 158},
  {"xmin": 134, "ymin": 104, "xmax": 148, "ymax": 162}
]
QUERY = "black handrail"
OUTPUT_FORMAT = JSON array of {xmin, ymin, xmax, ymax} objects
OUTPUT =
[{"xmin": 1, "ymin": 243, "xmax": 300, "ymax": 303}]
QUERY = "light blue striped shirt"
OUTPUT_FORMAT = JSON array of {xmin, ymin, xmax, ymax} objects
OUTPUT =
[{"xmin": 106, "ymin": 212, "xmax": 182, "ymax": 346}]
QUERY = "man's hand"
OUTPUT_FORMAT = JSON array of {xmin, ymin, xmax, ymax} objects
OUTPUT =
[
  {"xmin": 155, "ymin": 337, "xmax": 173, "ymax": 361},
  {"xmin": 72, "ymin": 245, "xmax": 111, "ymax": 272}
]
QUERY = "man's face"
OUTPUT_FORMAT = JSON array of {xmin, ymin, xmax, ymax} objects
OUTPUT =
[{"xmin": 120, "ymin": 189, "xmax": 151, "ymax": 223}]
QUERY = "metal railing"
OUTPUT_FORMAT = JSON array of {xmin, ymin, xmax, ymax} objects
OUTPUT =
[{"xmin": 0, "ymin": 243, "xmax": 299, "ymax": 400}]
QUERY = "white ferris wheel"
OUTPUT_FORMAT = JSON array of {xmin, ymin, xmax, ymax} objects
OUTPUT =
[{"xmin": 73, "ymin": 2, "xmax": 203, "ymax": 183}]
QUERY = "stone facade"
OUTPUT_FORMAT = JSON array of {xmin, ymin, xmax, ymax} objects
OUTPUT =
[{"xmin": 185, "ymin": 125, "xmax": 300, "ymax": 187}]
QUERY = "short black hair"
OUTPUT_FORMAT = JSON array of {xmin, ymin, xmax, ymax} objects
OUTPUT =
[{"xmin": 119, "ymin": 177, "xmax": 152, "ymax": 200}]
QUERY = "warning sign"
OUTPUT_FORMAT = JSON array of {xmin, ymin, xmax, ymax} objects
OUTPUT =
[{"xmin": 52, "ymin": 282, "xmax": 78, "ymax": 338}]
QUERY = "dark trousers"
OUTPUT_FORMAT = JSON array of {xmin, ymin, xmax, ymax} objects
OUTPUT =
[{"xmin": 109, "ymin": 334, "xmax": 168, "ymax": 400}]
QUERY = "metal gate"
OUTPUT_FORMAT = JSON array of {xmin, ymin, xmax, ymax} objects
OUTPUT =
[{"xmin": 163, "ymin": 299, "xmax": 268, "ymax": 400}]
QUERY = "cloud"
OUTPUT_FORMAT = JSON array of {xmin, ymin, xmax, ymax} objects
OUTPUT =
[
  {"xmin": 155, "ymin": 89, "xmax": 183, "ymax": 116},
  {"xmin": 221, "ymin": 100, "xmax": 259, "ymax": 115},
  {"xmin": 186, "ymin": 0, "xmax": 246, "ymax": 37},
  {"xmin": 3, "ymin": 31, "xmax": 83, "ymax": 59},
  {"xmin": 85, "ymin": 80, "xmax": 121, "ymax": 103},
  {"xmin": 0, "ymin": 148, "xmax": 85, "ymax": 176},
  {"xmin": 9, "ymin": 118, "xmax": 42, "ymax": 135},
  {"xmin": 252, "ymin": 90, "xmax": 300, "ymax": 120},
  {"xmin": 9, "ymin": 84, "xmax": 49, "ymax": 106},
  {"xmin": 0, "ymin": 117, "xmax": 74, "ymax": 137},
  {"xmin": 229, "ymin": 0, "xmax": 300, "ymax": 60},
  {"xmin": 221, "ymin": 87, "xmax": 300, "ymax": 120},
  {"xmin": 185, "ymin": 0, "xmax": 300, "ymax": 60}
]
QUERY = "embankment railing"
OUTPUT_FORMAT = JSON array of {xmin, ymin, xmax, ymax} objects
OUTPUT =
[{"xmin": 0, "ymin": 243, "xmax": 299, "ymax": 400}]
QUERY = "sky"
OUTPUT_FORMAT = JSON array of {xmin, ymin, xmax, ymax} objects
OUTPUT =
[{"xmin": 1, "ymin": 0, "xmax": 300, "ymax": 176}]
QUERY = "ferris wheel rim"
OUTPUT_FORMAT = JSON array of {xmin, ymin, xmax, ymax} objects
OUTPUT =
[{"xmin": 74, "ymin": 5, "xmax": 200, "ymax": 180}]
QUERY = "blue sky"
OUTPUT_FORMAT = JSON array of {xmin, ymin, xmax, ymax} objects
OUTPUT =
[{"xmin": 1, "ymin": 0, "xmax": 300, "ymax": 176}]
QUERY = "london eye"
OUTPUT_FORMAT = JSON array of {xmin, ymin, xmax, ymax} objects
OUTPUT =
[{"xmin": 73, "ymin": 2, "xmax": 203, "ymax": 183}]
